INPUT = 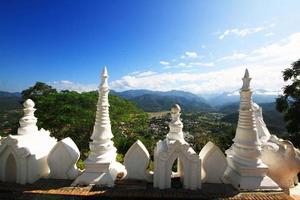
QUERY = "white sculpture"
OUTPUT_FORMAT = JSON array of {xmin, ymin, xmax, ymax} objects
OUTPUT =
[
  {"xmin": 124, "ymin": 140, "xmax": 152, "ymax": 182},
  {"xmin": 199, "ymin": 141, "xmax": 227, "ymax": 183},
  {"xmin": 252, "ymin": 103, "xmax": 300, "ymax": 189},
  {"xmin": 0, "ymin": 99, "xmax": 57, "ymax": 184},
  {"xmin": 47, "ymin": 137, "xmax": 82, "ymax": 180},
  {"xmin": 72, "ymin": 67, "xmax": 126, "ymax": 187},
  {"xmin": 223, "ymin": 69, "xmax": 279, "ymax": 190},
  {"xmin": 166, "ymin": 104, "xmax": 185, "ymax": 142},
  {"xmin": 261, "ymin": 137, "xmax": 300, "ymax": 189},
  {"xmin": 153, "ymin": 104, "xmax": 201, "ymax": 190},
  {"xmin": 252, "ymin": 103, "xmax": 271, "ymax": 143}
]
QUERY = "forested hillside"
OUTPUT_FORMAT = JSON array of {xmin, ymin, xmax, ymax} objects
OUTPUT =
[{"xmin": 0, "ymin": 82, "xmax": 290, "ymax": 163}]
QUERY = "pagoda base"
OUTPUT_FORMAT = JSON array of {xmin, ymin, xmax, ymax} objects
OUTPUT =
[
  {"xmin": 71, "ymin": 161, "xmax": 126, "ymax": 187},
  {"xmin": 223, "ymin": 156, "xmax": 280, "ymax": 191}
]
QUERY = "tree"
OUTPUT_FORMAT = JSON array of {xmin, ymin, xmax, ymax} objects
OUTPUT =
[
  {"xmin": 20, "ymin": 82, "xmax": 150, "ymax": 159},
  {"xmin": 21, "ymin": 82, "xmax": 57, "ymax": 101},
  {"xmin": 276, "ymin": 59, "xmax": 300, "ymax": 147}
]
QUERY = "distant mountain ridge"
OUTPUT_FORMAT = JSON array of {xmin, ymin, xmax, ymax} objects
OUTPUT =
[
  {"xmin": 0, "ymin": 91, "xmax": 22, "ymax": 112},
  {"xmin": 220, "ymin": 102, "xmax": 286, "ymax": 135},
  {"xmin": 0, "ymin": 89, "xmax": 278, "ymax": 113},
  {"xmin": 111, "ymin": 89, "xmax": 214, "ymax": 112},
  {"xmin": 207, "ymin": 89, "xmax": 278, "ymax": 106}
]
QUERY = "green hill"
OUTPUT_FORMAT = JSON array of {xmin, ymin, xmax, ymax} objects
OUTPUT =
[
  {"xmin": 112, "ymin": 90, "xmax": 214, "ymax": 112},
  {"xmin": 220, "ymin": 102, "xmax": 286, "ymax": 135}
]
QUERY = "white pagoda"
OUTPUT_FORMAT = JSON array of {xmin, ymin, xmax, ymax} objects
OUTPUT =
[
  {"xmin": 223, "ymin": 69, "xmax": 279, "ymax": 190},
  {"xmin": 72, "ymin": 67, "xmax": 126, "ymax": 186},
  {"xmin": 154, "ymin": 104, "xmax": 201, "ymax": 190},
  {"xmin": 0, "ymin": 99, "xmax": 57, "ymax": 184}
]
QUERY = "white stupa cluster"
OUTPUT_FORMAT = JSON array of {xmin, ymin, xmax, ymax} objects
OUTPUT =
[{"xmin": 0, "ymin": 67, "xmax": 299, "ymax": 194}]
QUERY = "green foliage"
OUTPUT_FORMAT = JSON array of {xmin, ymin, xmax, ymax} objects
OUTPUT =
[
  {"xmin": 21, "ymin": 82, "xmax": 57, "ymax": 102},
  {"xmin": 116, "ymin": 153, "xmax": 124, "ymax": 163},
  {"xmin": 21, "ymin": 82, "xmax": 150, "ymax": 160},
  {"xmin": 276, "ymin": 59, "xmax": 300, "ymax": 147},
  {"xmin": 18, "ymin": 82, "xmax": 238, "ymax": 165},
  {"xmin": 76, "ymin": 159, "xmax": 85, "ymax": 170}
]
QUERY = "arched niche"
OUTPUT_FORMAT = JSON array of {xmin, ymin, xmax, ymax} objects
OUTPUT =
[
  {"xmin": 5, "ymin": 154, "xmax": 17, "ymax": 182},
  {"xmin": 170, "ymin": 157, "xmax": 184, "ymax": 188}
]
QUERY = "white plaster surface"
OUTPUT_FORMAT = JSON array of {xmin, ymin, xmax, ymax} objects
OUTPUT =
[
  {"xmin": 223, "ymin": 69, "xmax": 279, "ymax": 191},
  {"xmin": 124, "ymin": 140, "xmax": 152, "ymax": 182},
  {"xmin": 199, "ymin": 141, "xmax": 227, "ymax": 183},
  {"xmin": 153, "ymin": 104, "xmax": 201, "ymax": 190},
  {"xmin": 72, "ymin": 67, "xmax": 126, "ymax": 187},
  {"xmin": 48, "ymin": 137, "xmax": 82, "ymax": 180},
  {"xmin": 261, "ymin": 136, "xmax": 300, "ymax": 189},
  {"xmin": 0, "ymin": 99, "xmax": 57, "ymax": 184},
  {"xmin": 252, "ymin": 103, "xmax": 271, "ymax": 143},
  {"xmin": 252, "ymin": 103, "xmax": 300, "ymax": 189}
]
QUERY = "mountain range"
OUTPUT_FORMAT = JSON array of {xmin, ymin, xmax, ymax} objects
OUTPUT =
[
  {"xmin": 220, "ymin": 102, "xmax": 286, "ymax": 134},
  {"xmin": 0, "ymin": 91, "xmax": 22, "ymax": 112},
  {"xmin": 0, "ymin": 89, "xmax": 279, "ymax": 113},
  {"xmin": 0, "ymin": 89, "xmax": 285, "ymax": 134},
  {"xmin": 111, "ymin": 89, "xmax": 214, "ymax": 112},
  {"xmin": 206, "ymin": 89, "xmax": 278, "ymax": 107},
  {"xmin": 111, "ymin": 89, "xmax": 278, "ymax": 112}
]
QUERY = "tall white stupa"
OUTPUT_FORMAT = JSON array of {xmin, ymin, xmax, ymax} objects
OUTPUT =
[
  {"xmin": 223, "ymin": 69, "xmax": 279, "ymax": 190},
  {"xmin": 72, "ymin": 67, "xmax": 126, "ymax": 187}
]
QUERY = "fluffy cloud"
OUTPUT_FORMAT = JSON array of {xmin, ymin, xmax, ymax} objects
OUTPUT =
[
  {"xmin": 218, "ymin": 23, "xmax": 275, "ymax": 40},
  {"xmin": 246, "ymin": 32, "xmax": 300, "ymax": 64},
  {"xmin": 48, "ymin": 80, "xmax": 98, "ymax": 92},
  {"xmin": 264, "ymin": 32, "xmax": 275, "ymax": 37},
  {"xmin": 217, "ymin": 52, "xmax": 247, "ymax": 62},
  {"xmin": 159, "ymin": 61, "xmax": 170, "ymax": 66},
  {"xmin": 110, "ymin": 65, "xmax": 284, "ymax": 94},
  {"xmin": 111, "ymin": 32, "xmax": 300, "ymax": 94},
  {"xmin": 184, "ymin": 51, "xmax": 198, "ymax": 58},
  {"xmin": 189, "ymin": 62, "xmax": 214, "ymax": 67},
  {"xmin": 135, "ymin": 71, "xmax": 157, "ymax": 77}
]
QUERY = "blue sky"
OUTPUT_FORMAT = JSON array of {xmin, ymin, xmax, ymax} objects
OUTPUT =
[{"xmin": 1, "ymin": 0, "xmax": 300, "ymax": 94}]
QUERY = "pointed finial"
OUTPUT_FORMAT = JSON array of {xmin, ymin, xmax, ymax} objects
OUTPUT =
[
  {"xmin": 102, "ymin": 66, "xmax": 108, "ymax": 78},
  {"xmin": 100, "ymin": 66, "xmax": 109, "ymax": 88},
  {"xmin": 244, "ymin": 68, "xmax": 249, "ymax": 78},
  {"xmin": 241, "ymin": 68, "xmax": 251, "ymax": 90}
]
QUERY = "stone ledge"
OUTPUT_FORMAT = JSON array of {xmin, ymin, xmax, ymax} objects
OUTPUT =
[{"xmin": 0, "ymin": 179, "xmax": 297, "ymax": 200}]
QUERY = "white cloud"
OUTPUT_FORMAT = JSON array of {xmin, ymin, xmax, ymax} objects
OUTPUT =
[
  {"xmin": 264, "ymin": 32, "xmax": 275, "ymax": 37},
  {"xmin": 110, "ymin": 65, "xmax": 284, "ymax": 94},
  {"xmin": 171, "ymin": 62, "xmax": 215, "ymax": 68},
  {"xmin": 217, "ymin": 52, "xmax": 247, "ymax": 62},
  {"xmin": 218, "ymin": 23, "xmax": 275, "ymax": 40},
  {"xmin": 247, "ymin": 32, "xmax": 300, "ymax": 65},
  {"xmin": 135, "ymin": 71, "xmax": 157, "ymax": 77},
  {"xmin": 189, "ymin": 62, "xmax": 215, "ymax": 67},
  {"xmin": 160, "ymin": 61, "xmax": 170, "ymax": 66},
  {"xmin": 111, "ymin": 32, "xmax": 300, "ymax": 94},
  {"xmin": 178, "ymin": 62, "xmax": 186, "ymax": 67},
  {"xmin": 184, "ymin": 51, "xmax": 198, "ymax": 58},
  {"xmin": 49, "ymin": 80, "xmax": 97, "ymax": 92}
]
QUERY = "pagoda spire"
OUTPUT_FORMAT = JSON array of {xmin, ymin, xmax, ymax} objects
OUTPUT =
[
  {"xmin": 241, "ymin": 68, "xmax": 251, "ymax": 90},
  {"xmin": 18, "ymin": 99, "xmax": 38, "ymax": 135},
  {"xmin": 166, "ymin": 104, "xmax": 185, "ymax": 143},
  {"xmin": 72, "ymin": 67, "xmax": 126, "ymax": 187},
  {"xmin": 223, "ymin": 69, "xmax": 279, "ymax": 190},
  {"xmin": 90, "ymin": 66, "xmax": 113, "ymax": 142}
]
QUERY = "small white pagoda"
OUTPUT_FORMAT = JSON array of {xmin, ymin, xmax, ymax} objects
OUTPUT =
[
  {"xmin": 72, "ymin": 67, "xmax": 126, "ymax": 187},
  {"xmin": 153, "ymin": 104, "xmax": 201, "ymax": 190},
  {"xmin": 0, "ymin": 99, "xmax": 57, "ymax": 184},
  {"xmin": 223, "ymin": 69, "xmax": 279, "ymax": 190}
]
